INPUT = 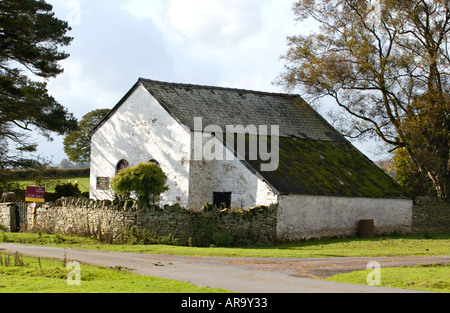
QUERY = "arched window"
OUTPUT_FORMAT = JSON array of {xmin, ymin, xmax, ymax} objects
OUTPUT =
[
  {"xmin": 116, "ymin": 159, "xmax": 130, "ymax": 173},
  {"xmin": 148, "ymin": 159, "xmax": 160, "ymax": 166}
]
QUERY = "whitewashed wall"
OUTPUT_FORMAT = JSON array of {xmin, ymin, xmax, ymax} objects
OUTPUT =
[
  {"xmin": 276, "ymin": 195, "xmax": 413, "ymax": 240},
  {"xmin": 188, "ymin": 133, "xmax": 278, "ymax": 210},
  {"xmin": 90, "ymin": 85, "xmax": 278, "ymax": 210},
  {"xmin": 90, "ymin": 84, "xmax": 191, "ymax": 207}
]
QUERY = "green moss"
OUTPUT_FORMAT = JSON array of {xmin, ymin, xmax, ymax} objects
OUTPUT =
[{"xmin": 233, "ymin": 135, "xmax": 407, "ymax": 198}]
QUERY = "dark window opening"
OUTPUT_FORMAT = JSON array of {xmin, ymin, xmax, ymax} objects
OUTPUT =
[
  {"xmin": 116, "ymin": 159, "xmax": 130, "ymax": 173},
  {"xmin": 213, "ymin": 192, "xmax": 232, "ymax": 209},
  {"xmin": 148, "ymin": 159, "xmax": 160, "ymax": 166}
]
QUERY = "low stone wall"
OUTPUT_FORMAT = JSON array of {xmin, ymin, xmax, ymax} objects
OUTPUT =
[
  {"xmin": 0, "ymin": 203, "xmax": 14, "ymax": 232},
  {"xmin": 26, "ymin": 198, "xmax": 278, "ymax": 246},
  {"xmin": 5, "ymin": 196, "xmax": 443, "ymax": 245},
  {"xmin": 412, "ymin": 199, "xmax": 450, "ymax": 234}
]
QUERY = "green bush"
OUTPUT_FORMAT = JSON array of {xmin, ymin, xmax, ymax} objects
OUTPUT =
[
  {"xmin": 54, "ymin": 183, "xmax": 82, "ymax": 198},
  {"xmin": 123, "ymin": 226, "xmax": 158, "ymax": 245},
  {"xmin": 212, "ymin": 230, "xmax": 233, "ymax": 247},
  {"xmin": 0, "ymin": 182, "xmax": 25, "ymax": 201},
  {"xmin": 422, "ymin": 228, "xmax": 435, "ymax": 239},
  {"xmin": 188, "ymin": 213, "xmax": 218, "ymax": 247},
  {"xmin": 157, "ymin": 234, "xmax": 180, "ymax": 246},
  {"xmin": 111, "ymin": 163, "xmax": 168, "ymax": 205},
  {"xmin": 119, "ymin": 227, "xmax": 180, "ymax": 246}
]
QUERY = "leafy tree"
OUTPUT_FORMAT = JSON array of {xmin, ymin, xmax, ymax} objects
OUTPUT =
[
  {"xmin": 393, "ymin": 147, "xmax": 434, "ymax": 197},
  {"xmin": 59, "ymin": 158, "xmax": 75, "ymax": 169},
  {"xmin": 279, "ymin": 0, "xmax": 450, "ymax": 198},
  {"xmin": 111, "ymin": 162, "xmax": 169, "ymax": 205},
  {"xmin": 0, "ymin": 0, "xmax": 77, "ymax": 169},
  {"xmin": 63, "ymin": 109, "xmax": 110, "ymax": 163}
]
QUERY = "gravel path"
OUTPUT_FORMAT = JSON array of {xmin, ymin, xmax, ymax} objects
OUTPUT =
[{"xmin": 1, "ymin": 243, "xmax": 448, "ymax": 293}]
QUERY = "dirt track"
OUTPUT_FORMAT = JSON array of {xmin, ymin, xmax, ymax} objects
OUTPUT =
[
  {"xmin": 226, "ymin": 255, "xmax": 450, "ymax": 279},
  {"xmin": 1, "ymin": 243, "xmax": 448, "ymax": 293}
]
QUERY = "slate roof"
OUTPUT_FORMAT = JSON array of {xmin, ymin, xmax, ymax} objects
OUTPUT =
[
  {"xmin": 140, "ymin": 79, "xmax": 343, "ymax": 141},
  {"xmin": 92, "ymin": 78, "xmax": 407, "ymax": 198}
]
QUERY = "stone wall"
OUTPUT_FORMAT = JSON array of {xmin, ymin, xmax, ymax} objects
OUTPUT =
[
  {"xmin": 25, "ymin": 198, "xmax": 278, "ymax": 246},
  {"xmin": 0, "ymin": 203, "xmax": 14, "ymax": 232},
  {"xmin": 412, "ymin": 198, "xmax": 450, "ymax": 234},
  {"xmin": 5, "ymin": 196, "xmax": 439, "ymax": 245}
]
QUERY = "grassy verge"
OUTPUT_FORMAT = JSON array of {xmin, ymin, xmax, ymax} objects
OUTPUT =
[
  {"xmin": 326, "ymin": 264, "xmax": 450, "ymax": 293},
  {"xmin": 2, "ymin": 232, "xmax": 449, "ymax": 258},
  {"xmin": 0, "ymin": 252, "xmax": 230, "ymax": 293}
]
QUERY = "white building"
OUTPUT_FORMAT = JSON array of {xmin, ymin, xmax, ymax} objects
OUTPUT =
[{"xmin": 90, "ymin": 78, "xmax": 412, "ymax": 240}]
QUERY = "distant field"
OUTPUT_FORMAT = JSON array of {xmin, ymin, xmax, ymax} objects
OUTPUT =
[
  {"xmin": 13, "ymin": 177, "xmax": 90, "ymax": 193},
  {"xmin": 4, "ymin": 168, "xmax": 91, "ymax": 194}
]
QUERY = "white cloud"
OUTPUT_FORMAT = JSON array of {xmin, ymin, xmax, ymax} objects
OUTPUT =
[
  {"xmin": 122, "ymin": 0, "xmax": 266, "ymax": 47},
  {"xmin": 36, "ymin": 0, "xmax": 306, "ymax": 163},
  {"xmin": 120, "ymin": 0, "xmax": 164, "ymax": 21},
  {"xmin": 46, "ymin": 59, "xmax": 119, "ymax": 118},
  {"xmin": 120, "ymin": 0, "xmax": 298, "ymax": 91},
  {"xmin": 50, "ymin": 0, "xmax": 82, "ymax": 26},
  {"xmin": 167, "ymin": 0, "xmax": 264, "ymax": 46}
]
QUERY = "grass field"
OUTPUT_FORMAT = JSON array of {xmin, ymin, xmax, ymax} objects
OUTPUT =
[
  {"xmin": 1, "ymin": 233, "xmax": 449, "ymax": 293},
  {"xmin": 326, "ymin": 264, "xmax": 449, "ymax": 293},
  {"xmin": 0, "ymin": 253, "xmax": 229, "ymax": 293}
]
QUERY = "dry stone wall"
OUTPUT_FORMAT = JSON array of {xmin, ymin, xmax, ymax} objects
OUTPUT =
[
  {"xmin": 0, "ymin": 203, "xmax": 14, "ymax": 232},
  {"xmin": 412, "ymin": 199, "xmax": 450, "ymax": 234},
  {"xmin": 25, "ymin": 198, "xmax": 278, "ymax": 246}
]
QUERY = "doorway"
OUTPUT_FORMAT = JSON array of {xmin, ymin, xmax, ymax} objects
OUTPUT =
[{"xmin": 213, "ymin": 192, "xmax": 232, "ymax": 209}]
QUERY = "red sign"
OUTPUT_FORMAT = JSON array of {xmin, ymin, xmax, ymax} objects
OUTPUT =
[{"xmin": 25, "ymin": 186, "xmax": 46, "ymax": 203}]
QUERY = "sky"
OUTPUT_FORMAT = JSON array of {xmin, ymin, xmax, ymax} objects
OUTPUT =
[{"xmin": 33, "ymin": 0, "xmax": 387, "ymax": 164}]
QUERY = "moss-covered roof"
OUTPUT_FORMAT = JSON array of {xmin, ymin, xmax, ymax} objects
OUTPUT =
[{"xmin": 231, "ymin": 136, "xmax": 407, "ymax": 198}]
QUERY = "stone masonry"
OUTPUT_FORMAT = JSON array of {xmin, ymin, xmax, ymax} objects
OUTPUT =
[
  {"xmin": 0, "ymin": 203, "xmax": 15, "ymax": 232},
  {"xmin": 19, "ymin": 198, "xmax": 278, "ymax": 246}
]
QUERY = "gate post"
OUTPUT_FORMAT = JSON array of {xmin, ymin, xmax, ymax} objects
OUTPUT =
[{"xmin": 8, "ymin": 203, "xmax": 18, "ymax": 233}]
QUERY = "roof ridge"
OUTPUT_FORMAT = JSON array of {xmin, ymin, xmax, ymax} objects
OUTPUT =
[{"xmin": 139, "ymin": 77, "xmax": 299, "ymax": 98}]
